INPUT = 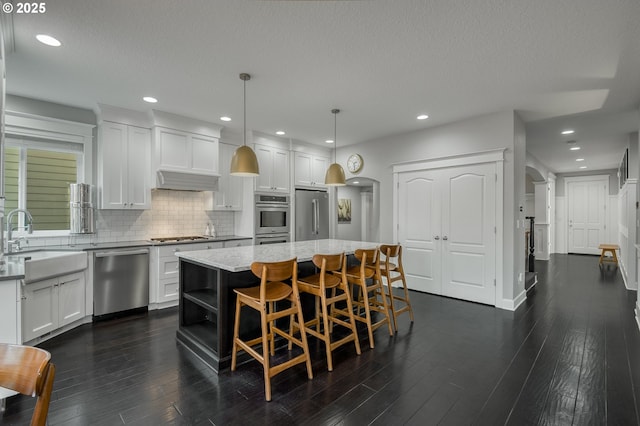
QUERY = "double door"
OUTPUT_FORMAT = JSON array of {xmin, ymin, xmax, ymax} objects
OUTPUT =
[{"xmin": 397, "ymin": 163, "xmax": 496, "ymax": 305}]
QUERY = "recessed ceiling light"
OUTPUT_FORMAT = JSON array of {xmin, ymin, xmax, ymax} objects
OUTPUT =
[
  {"xmin": 220, "ymin": 116, "xmax": 231, "ymax": 122},
  {"xmin": 561, "ymin": 129, "xmax": 575, "ymax": 135},
  {"xmin": 325, "ymin": 139, "xmax": 334, "ymax": 144},
  {"xmin": 142, "ymin": 96, "xmax": 158, "ymax": 103},
  {"xmin": 276, "ymin": 131, "xmax": 285, "ymax": 136},
  {"xmin": 36, "ymin": 34, "xmax": 61, "ymax": 47},
  {"xmin": 576, "ymin": 158, "xmax": 584, "ymax": 162},
  {"xmin": 417, "ymin": 114, "xmax": 429, "ymax": 120},
  {"xmin": 570, "ymin": 146, "xmax": 581, "ymax": 151},
  {"xmin": 579, "ymin": 166, "xmax": 587, "ymax": 169},
  {"xmin": 352, "ymin": 181, "xmax": 359, "ymax": 185}
]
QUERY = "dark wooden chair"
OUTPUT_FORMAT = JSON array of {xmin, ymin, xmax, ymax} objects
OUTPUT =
[
  {"xmin": 293, "ymin": 253, "xmax": 361, "ymax": 371},
  {"xmin": 230, "ymin": 258, "xmax": 313, "ymax": 401},
  {"xmin": 340, "ymin": 248, "xmax": 393, "ymax": 348},
  {"xmin": 0, "ymin": 343, "xmax": 56, "ymax": 426},
  {"xmin": 379, "ymin": 244, "xmax": 414, "ymax": 331}
]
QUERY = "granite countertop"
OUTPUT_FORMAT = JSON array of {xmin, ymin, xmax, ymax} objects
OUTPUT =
[
  {"xmin": 176, "ymin": 239, "xmax": 381, "ymax": 272},
  {"xmin": 20, "ymin": 235, "xmax": 252, "ymax": 252},
  {"xmin": 0, "ymin": 258, "xmax": 29, "ymax": 281},
  {"xmin": 0, "ymin": 235, "xmax": 252, "ymax": 280}
]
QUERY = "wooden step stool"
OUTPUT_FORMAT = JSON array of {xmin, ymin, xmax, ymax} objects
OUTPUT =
[{"xmin": 598, "ymin": 244, "xmax": 620, "ymax": 265}]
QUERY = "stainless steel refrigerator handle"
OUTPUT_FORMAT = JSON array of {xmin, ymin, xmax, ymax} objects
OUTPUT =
[
  {"xmin": 95, "ymin": 249, "xmax": 149, "ymax": 258},
  {"xmin": 311, "ymin": 199, "xmax": 317, "ymax": 234}
]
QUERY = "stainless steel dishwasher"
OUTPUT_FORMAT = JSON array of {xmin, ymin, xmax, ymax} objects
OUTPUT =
[{"xmin": 93, "ymin": 248, "xmax": 150, "ymax": 317}]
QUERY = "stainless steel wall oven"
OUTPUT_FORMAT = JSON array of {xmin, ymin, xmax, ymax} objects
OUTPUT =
[{"xmin": 254, "ymin": 194, "xmax": 290, "ymax": 235}]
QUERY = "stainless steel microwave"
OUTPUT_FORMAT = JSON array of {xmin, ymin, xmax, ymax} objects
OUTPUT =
[{"xmin": 254, "ymin": 194, "xmax": 290, "ymax": 235}]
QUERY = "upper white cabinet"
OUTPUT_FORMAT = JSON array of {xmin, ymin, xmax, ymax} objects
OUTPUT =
[
  {"xmin": 294, "ymin": 152, "xmax": 329, "ymax": 189},
  {"xmin": 209, "ymin": 143, "xmax": 243, "ymax": 210},
  {"xmin": 98, "ymin": 121, "xmax": 151, "ymax": 209},
  {"xmin": 254, "ymin": 143, "xmax": 290, "ymax": 193},
  {"xmin": 153, "ymin": 127, "xmax": 219, "ymax": 175}
]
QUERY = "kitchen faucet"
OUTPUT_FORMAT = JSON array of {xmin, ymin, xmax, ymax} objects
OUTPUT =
[{"xmin": 6, "ymin": 209, "xmax": 34, "ymax": 253}]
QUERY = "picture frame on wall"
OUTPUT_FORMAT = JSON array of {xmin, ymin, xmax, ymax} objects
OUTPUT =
[
  {"xmin": 619, "ymin": 148, "xmax": 628, "ymax": 189},
  {"xmin": 337, "ymin": 198, "xmax": 351, "ymax": 223}
]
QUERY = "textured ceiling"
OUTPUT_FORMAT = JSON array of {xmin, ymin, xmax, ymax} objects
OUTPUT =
[{"xmin": 4, "ymin": 0, "xmax": 640, "ymax": 173}]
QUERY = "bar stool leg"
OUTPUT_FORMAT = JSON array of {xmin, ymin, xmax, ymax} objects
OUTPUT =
[
  {"xmin": 261, "ymin": 307, "xmax": 272, "ymax": 401},
  {"xmin": 231, "ymin": 297, "xmax": 242, "ymax": 371}
]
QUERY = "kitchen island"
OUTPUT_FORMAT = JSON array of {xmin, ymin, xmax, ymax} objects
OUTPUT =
[{"xmin": 175, "ymin": 239, "xmax": 379, "ymax": 372}]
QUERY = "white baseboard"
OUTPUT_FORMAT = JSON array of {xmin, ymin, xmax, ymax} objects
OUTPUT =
[
  {"xmin": 23, "ymin": 316, "xmax": 92, "ymax": 345},
  {"xmin": 619, "ymin": 260, "xmax": 637, "ymax": 290},
  {"xmin": 148, "ymin": 300, "xmax": 179, "ymax": 311},
  {"xmin": 498, "ymin": 290, "xmax": 527, "ymax": 311}
]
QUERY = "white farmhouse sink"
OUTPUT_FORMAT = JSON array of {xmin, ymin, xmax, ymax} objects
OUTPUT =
[{"xmin": 9, "ymin": 251, "xmax": 88, "ymax": 283}]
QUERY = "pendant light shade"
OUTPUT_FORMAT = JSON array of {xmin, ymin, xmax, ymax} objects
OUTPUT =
[
  {"xmin": 230, "ymin": 73, "xmax": 259, "ymax": 177},
  {"xmin": 325, "ymin": 108, "xmax": 346, "ymax": 186}
]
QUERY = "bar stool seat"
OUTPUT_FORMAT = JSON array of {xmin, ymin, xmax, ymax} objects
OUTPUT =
[
  {"xmin": 0, "ymin": 343, "xmax": 56, "ymax": 426},
  {"xmin": 293, "ymin": 253, "xmax": 361, "ymax": 372},
  {"xmin": 231, "ymin": 258, "xmax": 313, "ymax": 402}
]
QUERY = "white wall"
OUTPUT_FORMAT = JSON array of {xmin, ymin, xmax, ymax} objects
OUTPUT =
[
  {"xmin": 336, "ymin": 185, "xmax": 362, "ymax": 241},
  {"xmin": 336, "ymin": 110, "xmax": 523, "ymax": 306}
]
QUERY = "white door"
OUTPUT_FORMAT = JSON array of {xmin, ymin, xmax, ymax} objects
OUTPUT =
[
  {"xmin": 567, "ymin": 178, "xmax": 607, "ymax": 255},
  {"xmin": 398, "ymin": 171, "xmax": 441, "ymax": 294},
  {"xmin": 440, "ymin": 164, "xmax": 496, "ymax": 305}
]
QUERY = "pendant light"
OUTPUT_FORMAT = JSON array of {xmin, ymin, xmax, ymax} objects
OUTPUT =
[
  {"xmin": 324, "ymin": 108, "xmax": 346, "ymax": 186},
  {"xmin": 230, "ymin": 73, "xmax": 260, "ymax": 177}
]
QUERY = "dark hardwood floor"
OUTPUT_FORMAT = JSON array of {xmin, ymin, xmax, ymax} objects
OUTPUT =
[{"xmin": 3, "ymin": 254, "xmax": 640, "ymax": 425}]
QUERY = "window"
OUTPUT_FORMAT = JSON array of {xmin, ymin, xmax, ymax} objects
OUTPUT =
[{"xmin": 5, "ymin": 138, "xmax": 82, "ymax": 232}]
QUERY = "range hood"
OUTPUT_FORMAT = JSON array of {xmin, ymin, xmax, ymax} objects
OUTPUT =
[{"xmin": 155, "ymin": 169, "xmax": 219, "ymax": 191}]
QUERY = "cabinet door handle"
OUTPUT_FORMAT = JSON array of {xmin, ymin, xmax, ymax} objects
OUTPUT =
[
  {"xmin": 434, "ymin": 236, "xmax": 440, "ymax": 240},
  {"xmin": 443, "ymin": 236, "xmax": 448, "ymax": 241},
  {"xmin": 21, "ymin": 295, "xmax": 27, "ymax": 300}
]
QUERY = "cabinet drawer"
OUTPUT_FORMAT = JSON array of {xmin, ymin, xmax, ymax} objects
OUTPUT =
[
  {"xmin": 159, "ymin": 278, "xmax": 179, "ymax": 301},
  {"xmin": 223, "ymin": 239, "xmax": 253, "ymax": 248},
  {"xmin": 159, "ymin": 256, "xmax": 179, "ymax": 278}
]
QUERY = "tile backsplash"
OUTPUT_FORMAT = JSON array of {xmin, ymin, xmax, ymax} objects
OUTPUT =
[{"xmin": 25, "ymin": 190, "xmax": 235, "ymax": 248}]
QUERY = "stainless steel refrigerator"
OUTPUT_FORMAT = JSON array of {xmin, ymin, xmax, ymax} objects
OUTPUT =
[{"xmin": 295, "ymin": 189, "xmax": 329, "ymax": 241}]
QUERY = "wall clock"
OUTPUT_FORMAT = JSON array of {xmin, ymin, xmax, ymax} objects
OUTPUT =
[{"xmin": 347, "ymin": 153, "xmax": 363, "ymax": 173}]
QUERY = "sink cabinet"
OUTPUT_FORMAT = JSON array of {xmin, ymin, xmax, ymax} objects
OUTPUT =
[
  {"xmin": 98, "ymin": 122, "xmax": 152, "ymax": 209},
  {"xmin": 21, "ymin": 271, "xmax": 85, "ymax": 342}
]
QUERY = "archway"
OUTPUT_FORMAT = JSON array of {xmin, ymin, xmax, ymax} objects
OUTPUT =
[{"xmin": 335, "ymin": 177, "xmax": 380, "ymax": 242}]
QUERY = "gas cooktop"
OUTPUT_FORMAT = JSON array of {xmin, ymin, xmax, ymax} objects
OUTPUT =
[{"xmin": 149, "ymin": 236, "xmax": 210, "ymax": 243}]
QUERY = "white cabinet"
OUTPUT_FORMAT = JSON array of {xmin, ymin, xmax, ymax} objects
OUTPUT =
[
  {"xmin": 294, "ymin": 152, "xmax": 329, "ymax": 188},
  {"xmin": 154, "ymin": 127, "xmax": 219, "ymax": 175},
  {"xmin": 150, "ymin": 241, "xmax": 223, "ymax": 307},
  {"xmin": 254, "ymin": 144, "xmax": 290, "ymax": 193},
  {"xmin": 98, "ymin": 122, "xmax": 151, "ymax": 209},
  {"xmin": 0, "ymin": 279, "xmax": 20, "ymax": 344},
  {"xmin": 223, "ymin": 238, "xmax": 253, "ymax": 248},
  {"xmin": 210, "ymin": 143, "xmax": 243, "ymax": 210},
  {"xmin": 22, "ymin": 272, "xmax": 86, "ymax": 342}
]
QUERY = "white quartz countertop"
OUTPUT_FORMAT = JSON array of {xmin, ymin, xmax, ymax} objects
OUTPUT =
[{"xmin": 176, "ymin": 239, "xmax": 381, "ymax": 272}]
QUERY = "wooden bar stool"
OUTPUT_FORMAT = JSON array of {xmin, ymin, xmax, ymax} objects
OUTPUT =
[
  {"xmin": 293, "ymin": 253, "xmax": 361, "ymax": 371},
  {"xmin": 379, "ymin": 244, "xmax": 414, "ymax": 332},
  {"xmin": 598, "ymin": 244, "xmax": 620, "ymax": 265},
  {"xmin": 338, "ymin": 248, "xmax": 393, "ymax": 349},
  {"xmin": 230, "ymin": 258, "xmax": 313, "ymax": 402},
  {"xmin": 0, "ymin": 343, "xmax": 56, "ymax": 426}
]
